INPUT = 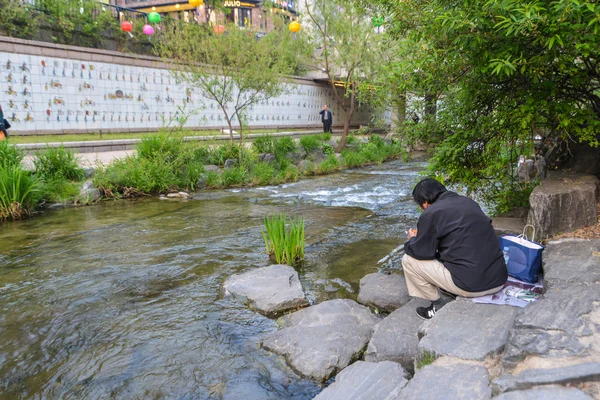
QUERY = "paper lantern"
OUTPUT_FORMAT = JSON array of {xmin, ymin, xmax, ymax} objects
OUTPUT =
[
  {"xmin": 143, "ymin": 24, "xmax": 154, "ymax": 35},
  {"xmin": 289, "ymin": 21, "xmax": 300, "ymax": 33},
  {"xmin": 213, "ymin": 25, "xmax": 225, "ymax": 34},
  {"xmin": 148, "ymin": 12, "xmax": 161, "ymax": 24},
  {"xmin": 121, "ymin": 21, "xmax": 133, "ymax": 32},
  {"xmin": 189, "ymin": 0, "xmax": 203, "ymax": 6}
]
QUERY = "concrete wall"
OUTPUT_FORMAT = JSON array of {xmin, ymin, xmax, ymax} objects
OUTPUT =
[{"xmin": 0, "ymin": 36, "xmax": 386, "ymax": 135}]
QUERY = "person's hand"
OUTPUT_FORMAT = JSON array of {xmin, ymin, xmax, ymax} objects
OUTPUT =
[{"xmin": 407, "ymin": 228, "xmax": 418, "ymax": 239}]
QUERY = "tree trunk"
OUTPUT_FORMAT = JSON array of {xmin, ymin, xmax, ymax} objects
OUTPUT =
[
  {"xmin": 424, "ymin": 93, "xmax": 437, "ymax": 122},
  {"xmin": 335, "ymin": 82, "xmax": 356, "ymax": 153},
  {"xmin": 395, "ymin": 91, "xmax": 407, "ymax": 127},
  {"xmin": 220, "ymin": 105, "xmax": 234, "ymax": 143}
]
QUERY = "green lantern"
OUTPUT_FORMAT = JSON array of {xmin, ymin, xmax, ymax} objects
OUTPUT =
[
  {"xmin": 148, "ymin": 12, "xmax": 161, "ymax": 24},
  {"xmin": 372, "ymin": 16, "xmax": 384, "ymax": 28}
]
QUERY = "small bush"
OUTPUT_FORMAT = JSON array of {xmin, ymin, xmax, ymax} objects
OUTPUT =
[
  {"xmin": 359, "ymin": 142, "xmax": 386, "ymax": 163},
  {"xmin": 220, "ymin": 167, "xmax": 249, "ymax": 187},
  {"xmin": 0, "ymin": 165, "xmax": 39, "ymax": 220},
  {"xmin": 273, "ymin": 137, "xmax": 296, "ymax": 157},
  {"xmin": 251, "ymin": 162, "xmax": 276, "ymax": 185},
  {"xmin": 137, "ymin": 135, "xmax": 183, "ymax": 161},
  {"xmin": 300, "ymin": 135, "xmax": 321, "ymax": 153},
  {"xmin": 318, "ymin": 132, "xmax": 332, "ymax": 141},
  {"xmin": 317, "ymin": 154, "xmax": 341, "ymax": 174},
  {"xmin": 275, "ymin": 165, "xmax": 300, "ymax": 184},
  {"xmin": 346, "ymin": 135, "xmax": 358, "ymax": 145},
  {"xmin": 368, "ymin": 134, "xmax": 386, "ymax": 148},
  {"xmin": 34, "ymin": 146, "xmax": 84, "ymax": 181},
  {"xmin": 342, "ymin": 150, "xmax": 368, "ymax": 168},
  {"xmin": 204, "ymin": 171, "xmax": 222, "ymax": 188},
  {"xmin": 322, "ymin": 143, "xmax": 335, "ymax": 156},
  {"xmin": 252, "ymin": 135, "xmax": 274, "ymax": 154},
  {"xmin": 39, "ymin": 177, "xmax": 80, "ymax": 203},
  {"xmin": 261, "ymin": 214, "xmax": 305, "ymax": 265},
  {"xmin": 0, "ymin": 141, "xmax": 24, "ymax": 168},
  {"xmin": 207, "ymin": 144, "xmax": 242, "ymax": 166}
]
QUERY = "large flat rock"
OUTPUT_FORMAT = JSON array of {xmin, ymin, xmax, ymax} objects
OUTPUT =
[
  {"xmin": 492, "ymin": 362, "xmax": 600, "ymax": 395},
  {"xmin": 313, "ymin": 361, "xmax": 408, "ymax": 400},
  {"xmin": 527, "ymin": 173, "xmax": 599, "ymax": 241},
  {"xmin": 357, "ymin": 273, "xmax": 410, "ymax": 313},
  {"xmin": 494, "ymin": 386, "xmax": 592, "ymax": 400},
  {"xmin": 418, "ymin": 298, "xmax": 518, "ymax": 361},
  {"xmin": 222, "ymin": 264, "xmax": 309, "ymax": 317},
  {"xmin": 398, "ymin": 358, "xmax": 491, "ymax": 400},
  {"xmin": 502, "ymin": 283, "xmax": 600, "ymax": 370},
  {"xmin": 364, "ymin": 298, "xmax": 428, "ymax": 374},
  {"xmin": 261, "ymin": 299, "xmax": 380, "ymax": 382},
  {"xmin": 542, "ymin": 238, "xmax": 600, "ymax": 288}
]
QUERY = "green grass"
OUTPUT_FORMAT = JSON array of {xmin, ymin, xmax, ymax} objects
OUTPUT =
[
  {"xmin": 299, "ymin": 135, "xmax": 322, "ymax": 153},
  {"xmin": 0, "ymin": 140, "xmax": 24, "ymax": 168},
  {"xmin": 416, "ymin": 350, "xmax": 437, "ymax": 370},
  {"xmin": 0, "ymin": 165, "xmax": 39, "ymax": 220},
  {"xmin": 261, "ymin": 214, "xmax": 305, "ymax": 265},
  {"xmin": 34, "ymin": 146, "xmax": 84, "ymax": 181}
]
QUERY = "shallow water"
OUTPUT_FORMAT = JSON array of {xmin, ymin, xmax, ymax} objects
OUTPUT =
[{"xmin": 0, "ymin": 160, "xmax": 425, "ymax": 399}]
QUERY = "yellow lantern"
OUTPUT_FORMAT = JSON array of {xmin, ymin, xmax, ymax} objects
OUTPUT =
[
  {"xmin": 189, "ymin": 0, "xmax": 204, "ymax": 6},
  {"xmin": 289, "ymin": 21, "xmax": 301, "ymax": 33}
]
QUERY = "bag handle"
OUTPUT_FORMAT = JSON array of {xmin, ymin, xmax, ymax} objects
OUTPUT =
[{"xmin": 519, "ymin": 224, "xmax": 536, "ymax": 241}]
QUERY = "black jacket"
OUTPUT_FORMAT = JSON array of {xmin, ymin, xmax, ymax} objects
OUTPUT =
[
  {"xmin": 319, "ymin": 109, "xmax": 332, "ymax": 123},
  {"xmin": 404, "ymin": 191, "xmax": 507, "ymax": 292}
]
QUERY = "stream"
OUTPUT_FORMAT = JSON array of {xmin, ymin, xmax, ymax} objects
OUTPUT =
[{"xmin": 0, "ymin": 159, "xmax": 425, "ymax": 399}]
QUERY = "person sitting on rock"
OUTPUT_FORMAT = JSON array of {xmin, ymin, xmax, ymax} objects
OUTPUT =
[{"xmin": 402, "ymin": 178, "xmax": 508, "ymax": 320}]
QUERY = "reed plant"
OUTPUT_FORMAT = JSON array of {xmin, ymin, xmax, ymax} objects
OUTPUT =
[
  {"xmin": 34, "ymin": 146, "xmax": 84, "ymax": 181},
  {"xmin": 261, "ymin": 214, "xmax": 305, "ymax": 265},
  {"xmin": 0, "ymin": 165, "xmax": 39, "ymax": 220},
  {"xmin": 0, "ymin": 141, "xmax": 24, "ymax": 168}
]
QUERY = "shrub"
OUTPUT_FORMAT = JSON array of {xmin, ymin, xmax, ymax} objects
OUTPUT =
[
  {"xmin": 275, "ymin": 165, "xmax": 300, "ymax": 184},
  {"xmin": 251, "ymin": 162, "xmax": 276, "ymax": 185},
  {"xmin": 39, "ymin": 177, "xmax": 80, "ymax": 203},
  {"xmin": 34, "ymin": 146, "xmax": 84, "ymax": 181},
  {"xmin": 359, "ymin": 142, "xmax": 386, "ymax": 163},
  {"xmin": 346, "ymin": 135, "xmax": 358, "ymax": 145},
  {"xmin": 252, "ymin": 135, "xmax": 274, "ymax": 154},
  {"xmin": 273, "ymin": 137, "xmax": 296, "ymax": 157},
  {"xmin": 0, "ymin": 165, "xmax": 39, "ymax": 220},
  {"xmin": 261, "ymin": 214, "xmax": 305, "ymax": 265},
  {"xmin": 204, "ymin": 171, "xmax": 222, "ymax": 188},
  {"xmin": 220, "ymin": 166, "xmax": 249, "ymax": 187},
  {"xmin": 342, "ymin": 150, "xmax": 368, "ymax": 168},
  {"xmin": 0, "ymin": 0, "xmax": 38, "ymax": 39},
  {"xmin": 318, "ymin": 132, "xmax": 332, "ymax": 141},
  {"xmin": 300, "ymin": 135, "xmax": 321, "ymax": 153},
  {"xmin": 368, "ymin": 134, "xmax": 386, "ymax": 148},
  {"xmin": 322, "ymin": 143, "xmax": 335, "ymax": 156},
  {"xmin": 0, "ymin": 141, "xmax": 24, "ymax": 169},
  {"xmin": 317, "ymin": 154, "xmax": 341, "ymax": 174},
  {"xmin": 207, "ymin": 143, "xmax": 242, "ymax": 166},
  {"xmin": 137, "ymin": 135, "xmax": 183, "ymax": 162}
]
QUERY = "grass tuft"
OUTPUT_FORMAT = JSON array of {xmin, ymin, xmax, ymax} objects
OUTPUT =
[{"xmin": 261, "ymin": 214, "xmax": 305, "ymax": 265}]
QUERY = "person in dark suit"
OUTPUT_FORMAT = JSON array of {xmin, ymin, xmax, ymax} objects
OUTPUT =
[
  {"xmin": 319, "ymin": 105, "xmax": 332, "ymax": 133},
  {"xmin": 0, "ymin": 105, "xmax": 9, "ymax": 140}
]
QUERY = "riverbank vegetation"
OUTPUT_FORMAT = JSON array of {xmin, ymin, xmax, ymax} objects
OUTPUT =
[
  {"xmin": 93, "ymin": 133, "xmax": 406, "ymax": 197},
  {"xmin": 262, "ymin": 215, "xmax": 305, "ymax": 265}
]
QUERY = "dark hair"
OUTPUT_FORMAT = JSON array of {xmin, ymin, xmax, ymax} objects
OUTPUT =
[{"xmin": 412, "ymin": 178, "xmax": 447, "ymax": 206}]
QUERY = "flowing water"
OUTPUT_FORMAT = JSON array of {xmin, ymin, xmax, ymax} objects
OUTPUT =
[{"xmin": 0, "ymin": 160, "xmax": 425, "ymax": 400}]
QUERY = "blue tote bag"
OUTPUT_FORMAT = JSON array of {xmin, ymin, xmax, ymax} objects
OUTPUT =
[{"xmin": 498, "ymin": 225, "xmax": 545, "ymax": 283}]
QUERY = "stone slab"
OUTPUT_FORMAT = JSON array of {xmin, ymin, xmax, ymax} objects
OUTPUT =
[
  {"xmin": 399, "ymin": 358, "xmax": 491, "ymax": 400},
  {"xmin": 542, "ymin": 238, "xmax": 600, "ymax": 288},
  {"xmin": 418, "ymin": 298, "xmax": 518, "ymax": 361},
  {"xmin": 502, "ymin": 283, "xmax": 600, "ymax": 370},
  {"xmin": 261, "ymin": 299, "xmax": 380, "ymax": 382},
  {"xmin": 357, "ymin": 273, "xmax": 410, "ymax": 313},
  {"xmin": 364, "ymin": 298, "xmax": 428, "ymax": 374},
  {"xmin": 492, "ymin": 362, "xmax": 600, "ymax": 394},
  {"xmin": 313, "ymin": 361, "xmax": 408, "ymax": 400},
  {"xmin": 493, "ymin": 386, "xmax": 592, "ymax": 400},
  {"xmin": 222, "ymin": 264, "xmax": 309, "ymax": 317}
]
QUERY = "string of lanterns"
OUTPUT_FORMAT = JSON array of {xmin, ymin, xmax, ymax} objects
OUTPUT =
[{"xmin": 120, "ymin": 2, "xmax": 301, "ymax": 38}]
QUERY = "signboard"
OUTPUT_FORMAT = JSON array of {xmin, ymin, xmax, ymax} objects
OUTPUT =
[{"xmin": 223, "ymin": 0, "xmax": 256, "ymax": 7}]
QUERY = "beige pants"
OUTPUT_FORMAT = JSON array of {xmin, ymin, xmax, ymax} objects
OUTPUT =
[{"xmin": 402, "ymin": 254, "xmax": 504, "ymax": 301}]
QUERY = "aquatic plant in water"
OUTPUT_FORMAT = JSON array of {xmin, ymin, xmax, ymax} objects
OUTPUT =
[
  {"xmin": 0, "ymin": 165, "xmax": 38, "ymax": 220},
  {"xmin": 262, "ymin": 214, "xmax": 305, "ymax": 265}
]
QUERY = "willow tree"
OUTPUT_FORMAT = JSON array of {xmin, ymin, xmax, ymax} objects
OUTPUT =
[
  {"xmin": 305, "ymin": 0, "xmax": 387, "ymax": 152},
  {"xmin": 156, "ymin": 21, "xmax": 308, "ymax": 144}
]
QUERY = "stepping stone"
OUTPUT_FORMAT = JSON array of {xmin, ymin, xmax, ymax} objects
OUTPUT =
[
  {"xmin": 493, "ymin": 386, "xmax": 592, "ymax": 400},
  {"xmin": 398, "ymin": 358, "xmax": 491, "ymax": 400},
  {"xmin": 222, "ymin": 264, "xmax": 309, "ymax": 317},
  {"xmin": 492, "ymin": 362, "xmax": 600, "ymax": 395},
  {"xmin": 357, "ymin": 273, "xmax": 410, "ymax": 313},
  {"xmin": 418, "ymin": 298, "xmax": 518, "ymax": 362},
  {"xmin": 364, "ymin": 298, "xmax": 428, "ymax": 374},
  {"xmin": 502, "ymin": 283, "xmax": 600, "ymax": 370},
  {"xmin": 313, "ymin": 361, "xmax": 408, "ymax": 400},
  {"xmin": 542, "ymin": 238, "xmax": 600, "ymax": 288},
  {"xmin": 261, "ymin": 299, "xmax": 380, "ymax": 382}
]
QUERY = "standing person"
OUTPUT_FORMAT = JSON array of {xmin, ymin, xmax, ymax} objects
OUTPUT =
[
  {"xmin": 402, "ymin": 178, "xmax": 508, "ymax": 320},
  {"xmin": 0, "ymin": 105, "xmax": 9, "ymax": 140},
  {"xmin": 319, "ymin": 105, "xmax": 332, "ymax": 134}
]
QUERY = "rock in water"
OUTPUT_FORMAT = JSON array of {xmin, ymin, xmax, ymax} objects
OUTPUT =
[
  {"xmin": 399, "ymin": 358, "xmax": 491, "ymax": 400},
  {"xmin": 357, "ymin": 273, "xmax": 410, "ymax": 313},
  {"xmin": 261, "ymin": 299, "xmax": 380, "ymax": 382},
  {"xmin": 365, "ymin": 298, "xmax": 428, "ymax": 374},
  {"xmin": 166, "ymin": 192, "xmax": 190, "ymax": 199},
  {"xmin": 313, "ymin": 361, "xmax": 408, "ymax": 400},
  {"xmin": 222, "ymin": 264, "xmax": 309, "ymax": 317},
  {"xmin": 542, "ymin": 238, "xmax": 600, "ymax": 288},
  {"xmin": 527, "ymin": 173, "xmax": 599, "ymax": 241},
  {"xmin": 418, "ymin": 298, "xmax": 517, "ymax": 362}
]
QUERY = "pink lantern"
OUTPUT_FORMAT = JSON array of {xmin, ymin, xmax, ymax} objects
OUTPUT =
[{"xmin": 143, "ymin": 24, "xmax": 154, "ymax": 35}]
